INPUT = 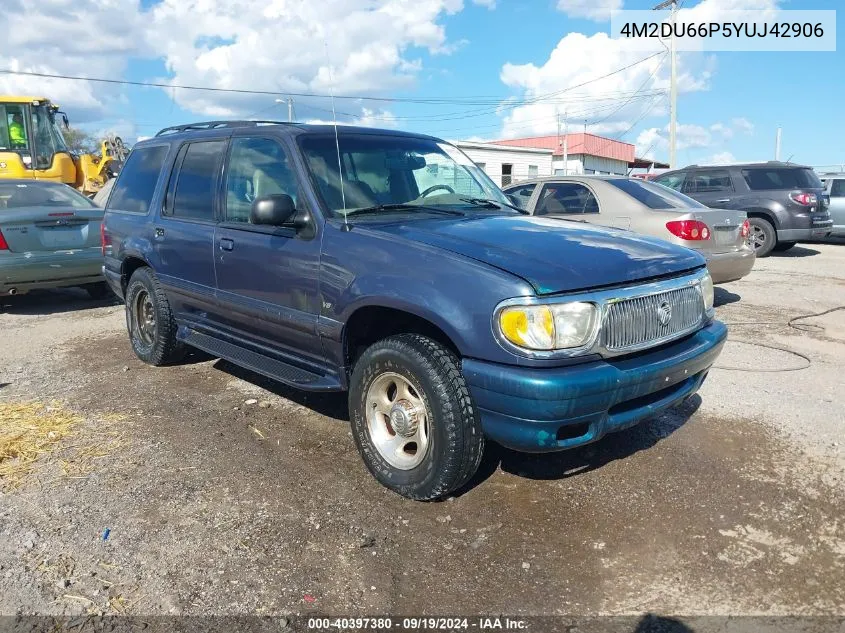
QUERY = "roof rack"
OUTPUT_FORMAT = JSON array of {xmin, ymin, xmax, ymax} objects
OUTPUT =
[{"xmin": 155, "ymin": 120, "xmax": 291, "ymax": 137}]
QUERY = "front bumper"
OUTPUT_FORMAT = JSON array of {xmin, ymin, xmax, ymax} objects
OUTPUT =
[
  {"xmin": 462, "ymin": 321, "xmax": 727, "ymax": 453},
  {"xmin": 705, "ymin": 246, "xmax": 756, "ymax": 283},
  {"xmin": 0, "ymin": 248, "xmax": 103, "ymax": 295}
]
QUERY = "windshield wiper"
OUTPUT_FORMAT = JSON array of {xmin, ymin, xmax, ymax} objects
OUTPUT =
[
  {"xmin": 459, "ymin": 197, "xmax": 528, "ymax": 214},
  {"xmin": 344, "ymin": 203, "xmax": 464, "ymax": 217}
]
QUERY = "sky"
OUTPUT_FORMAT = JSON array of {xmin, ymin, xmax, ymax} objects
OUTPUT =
[{"xmin": 1, "ymin": 0, "xmax": 842, "ymax": 168}]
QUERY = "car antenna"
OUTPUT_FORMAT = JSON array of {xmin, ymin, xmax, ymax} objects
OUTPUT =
[
  {"xmin": 324, "ymin": 40, "xmax": 349, "ymax": 231},
  {"xmin": 785, "ymin": 154, "xmax": 794, "ymax": 164}
]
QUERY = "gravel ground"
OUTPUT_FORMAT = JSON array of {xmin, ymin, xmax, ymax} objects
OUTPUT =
[{"xmin": 0, "ymin": 241, "xmax": 843, "ymax": 621}]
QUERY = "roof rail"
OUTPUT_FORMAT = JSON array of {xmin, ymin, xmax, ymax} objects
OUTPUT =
[{"xmin": 155, "ymin": 120, "xmax": 291, "ymax": 137}]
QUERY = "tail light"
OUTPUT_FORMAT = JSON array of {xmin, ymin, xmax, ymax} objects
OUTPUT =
[
  {"xmin": 790, "ymin": 192, "xmax": 817, "ymax": 206},
  {"xmin": 100, "ymin": 222, "xmax": 111, "ymax": 256},
  {"xmin": 666, "ymin": 220, "xmax": 711, "ymax": 241},
  {"xmin": 740, "ymin": 219, "xmax": 750, "ymax": 238},
  {"xmin": 0, "ymin": 229, "xmax": 8, "ymax": 251}
]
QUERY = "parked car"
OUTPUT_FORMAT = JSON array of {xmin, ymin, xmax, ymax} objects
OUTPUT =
[
  {"xmin": 652, "ymin": 162, "xmax": 833, "ymax": 257},
  {"xmin": 0, "ymin": 180, "xmax": 109, "ymax": 298},
  {"xmin": 503, "ymin": 176, "xmax": 755, "ymax": 284},
  {"xmin": 818, "ymin": 173, "xmax": 845, "ymax": 236},
  {"xmin": 103, "ymin": 121, "xmax": 726, "ymax": 500},
  {"xmin": 92, "ymin": 177, "xmax": 115, "ymax": 208}
]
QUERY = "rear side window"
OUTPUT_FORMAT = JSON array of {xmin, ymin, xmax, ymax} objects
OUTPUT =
[
  {"xmin": 168, "ymin": 140, "xmax": 226, "ymax": 221},
  {"xmin": 606, "ymin": 178, "xmax": 706, "ymax": 209},
  {"xmin": 684, "ymin": 170, "xmax": 733, "ymax": 193},
  {"xmin": 535, "ymin": 183, "xmax": 599, "ymax": 215},
  {"xmin": 742, "ymin": 168, "xmax": 823, "ymax": 190},
  {"xmin": 106, "ymin": 145, "xmax": 169, "ymax": 214},
  {"xmin": 831, "ymin": 179, "xmax": 845, "ymax": 198}
]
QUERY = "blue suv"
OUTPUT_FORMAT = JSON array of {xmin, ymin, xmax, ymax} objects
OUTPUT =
[{"xmin": 102, "ymin": 121, "xmax": 727, "ymax": 500}]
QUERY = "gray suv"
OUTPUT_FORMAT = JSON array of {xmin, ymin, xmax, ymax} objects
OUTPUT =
[
  {"xmin": 654, "ymin": 162, "xmax": 832, "ymax": 256},
  {"xmin": 819, "ymin": 173, "xmax": 845, "ymax": 237}
]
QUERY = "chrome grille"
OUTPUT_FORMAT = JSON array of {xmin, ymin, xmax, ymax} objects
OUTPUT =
[{"xmin": 603, "ymin": 285, "xmax": 704, "ymax": 353}]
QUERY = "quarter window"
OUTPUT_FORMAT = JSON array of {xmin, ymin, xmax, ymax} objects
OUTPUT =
[
  {"xmin": 169, "ymin": 140, "xmax": 226, "ymax": 221},
  {"xmin": 225, "ymin": 137, "xmax": 299, "ymax": 223},
  {"xmin": 831, "ymin": 179, "xmax": 845, "ymax": 198},
  {"xmin": 505, "ymin": 183, "xmax": 536, "ymax": 209},
  {"xmin": 654, "ymin": 172, "xmax": 686, "ymax": 191},
  {"xmin": 106, "ymin": 145, "xmax": 169, "ymax": 214},
  {"xmin": 535, "ymin": 183, "xmax": 599, "ymax": 215}
]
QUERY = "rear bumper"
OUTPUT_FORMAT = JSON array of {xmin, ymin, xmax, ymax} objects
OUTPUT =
[
  {"xmin": 779, "ymin": 226, "xmax": 833, "ymax": 241},
  {"xmin": 0, "ymin": 248, "xmax": 103, "ymax": 295},
  {"xmin": 705, "ymin": 246, "xmax": 756, "ymax": 283},
  {"xmin": 462, "ymin": 321, "xmax": 727, "ymax": 453},
  {"xmin": 779, "ymin": 210, "xmax": 833, "ymax": 241}
]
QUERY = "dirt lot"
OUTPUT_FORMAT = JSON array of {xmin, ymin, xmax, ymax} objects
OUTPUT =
[{"xmin": 1, "ymin": 242, "xmax": 844, "ymax": 621}]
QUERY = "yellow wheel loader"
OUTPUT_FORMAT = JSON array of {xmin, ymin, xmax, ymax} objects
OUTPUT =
[{"xmin": 0, "ymin": 95, "xmax": 128, "ymax": 196}]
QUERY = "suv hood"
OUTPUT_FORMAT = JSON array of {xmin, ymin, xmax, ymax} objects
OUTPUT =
[{"xmin": 368, "ymin": 215, "xmax": 705, "ymax": 295}]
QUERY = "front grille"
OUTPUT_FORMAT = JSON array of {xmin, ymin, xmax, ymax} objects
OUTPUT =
[{"xmin": 603, "ymin": 285, "xmax": 704, "ymax": 353}]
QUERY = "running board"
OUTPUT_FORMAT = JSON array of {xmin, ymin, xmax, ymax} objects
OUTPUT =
[{"xmin": 180, "ymin": 328, "xmax": 341, "ymax": 391}]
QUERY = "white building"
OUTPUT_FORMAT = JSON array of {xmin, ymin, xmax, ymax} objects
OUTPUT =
[{"xmin": 453, "ymin": 134, "xmax": 641, "ymax": 187}]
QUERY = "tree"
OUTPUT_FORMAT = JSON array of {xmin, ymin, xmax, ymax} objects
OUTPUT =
[{"xmin": 63, "ymin": 127, "xmax": 99, "ymax": 155}]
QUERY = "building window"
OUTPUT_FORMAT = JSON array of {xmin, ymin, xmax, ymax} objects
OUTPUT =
[
  {"xmin": 528, "ymin": 165, "xmax": 538, "ymax": 176},
  {"xmin": 583, "ymin": 169, "xmax": 595, "ymax": 174}
]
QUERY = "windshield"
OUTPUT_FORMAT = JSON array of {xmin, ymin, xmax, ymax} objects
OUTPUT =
[
  {"xmin": 31, "ymin": 105, "xmax": 70, "ymax": 168},
  {"xmin": 0, "ymin": 182, "xmax": 96, "ymax": 210},
  {"xmin": 607, "ymin": 178, "xmax": 707, "ymax": 209},
  {"xmin": 299, "ymin": 133, "xmax": 512, "ymax": 218}
]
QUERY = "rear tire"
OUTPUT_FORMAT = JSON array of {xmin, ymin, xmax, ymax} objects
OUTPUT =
[
  {"xmin": 349, "ymin": 334, "xmax": 485, "ymax": 500},
  {"xmin": 772, "ymin": 241, "xmax": 797, "ymax": 252},
  {"xmin": 124, "ymin": 267, "xmax": 184, "ymax": 366},
  {"xmin": 748, "ymin": 217, "xmax": 777, "ymax": 257}
]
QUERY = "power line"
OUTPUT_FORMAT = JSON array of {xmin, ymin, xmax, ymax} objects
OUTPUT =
[{"xmin": 0, "ymin": 52, "xmax": 664, "ymax": 110}]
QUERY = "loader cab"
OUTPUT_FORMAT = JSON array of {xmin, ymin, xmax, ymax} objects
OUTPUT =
[{"xmin": 0, "ymin": 97, "xmax": 76, "ymax": 186}]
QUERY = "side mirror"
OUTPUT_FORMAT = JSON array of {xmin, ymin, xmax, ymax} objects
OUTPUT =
[{"xmin": 250, "ymin": 194, "xmax": 297, "ymax": 226}]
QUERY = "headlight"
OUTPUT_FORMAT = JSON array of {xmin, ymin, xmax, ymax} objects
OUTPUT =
[
  {"xmin": 498, "ymin": 301, "xmax": 599, "ymax": 352},
  {"xmin": 700, "ymin": 272, "xmax": 714, "ymax": 314}
]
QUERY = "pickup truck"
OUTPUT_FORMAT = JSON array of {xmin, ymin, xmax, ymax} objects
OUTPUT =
[{"xmin": 102, "ymin": 121, "xmax": 727, "ymax": 500}]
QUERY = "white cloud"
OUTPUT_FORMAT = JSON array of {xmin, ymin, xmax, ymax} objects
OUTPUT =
[
  {"xmin": 0, "ymin": 0, "xmax": 467, "ymax": 124},
  {"xmin": 497, "ymin": 32, "xmax": 710, "ymax": 139},
  {"xmin": 0, "ymin": 0, "xmax": 146, "ymax": 120},
  {"xmin": 472, "ymin": 0, "xmax": 497, "ymax": 8},
  {"xmin": 710, "ymin": 122, "xmax": 733, "ymax": 138},
  {"xmin": 732, "ymin": 117, "xmax": 754, "ymax": 135},
  {"xmin": 556, "ymin": 0, "xmax": 623, "ymax": 22},
  {"xmin": 146, "ymin": 0, "xmax": 465, "ymax": 117},
  {"xmin": 708, "ymin": 151, "xmax": 736, "ymax": 163}
]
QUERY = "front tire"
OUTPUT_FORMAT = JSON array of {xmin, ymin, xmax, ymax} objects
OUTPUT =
[
  {"xmin": 748, "ymin": 217, "xmax": 777, "ymax": 257},
  {"xmin": 124, "ymin": 267, "xmax": 184, "ymax": 366},
  {"xmin": 349, "ymin": 334, "xmax": 484, "ymax": 500}
]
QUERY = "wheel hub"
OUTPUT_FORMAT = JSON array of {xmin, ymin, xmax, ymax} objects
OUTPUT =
[{"xmin": 389, "ymin": 400, "xmax": 420, "ymax": 438}]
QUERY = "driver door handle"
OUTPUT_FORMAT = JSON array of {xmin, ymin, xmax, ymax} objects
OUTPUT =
[
  {"xmin": 716, "ymin": 198, "xmax": 731, "ymax": 203},
  {"xmin": 219, "ymin": 238, "xmax": 234, "ymax": 251}
]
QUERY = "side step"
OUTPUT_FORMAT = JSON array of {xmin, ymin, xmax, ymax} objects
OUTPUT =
[{"xmin": 181, "ymin": 329, "xmax": 341, "ymax": 391}]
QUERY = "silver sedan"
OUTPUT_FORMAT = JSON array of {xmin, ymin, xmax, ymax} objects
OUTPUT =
[{"xmin": 504, "ymin": 175, "xmax": 756, "ymax": 284}]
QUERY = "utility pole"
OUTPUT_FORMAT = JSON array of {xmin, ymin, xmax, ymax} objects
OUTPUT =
[
  {"xmin": 274, "ymin": 97, "xmax": 295, "ymax": 122},
  {"xmin": 775, "ymin": 126, "xmax": 782, "ymax": 161},
  {"xmin": 562, "ymin": 109, "xmax": 569, "ymax": 175},
  {"xmin": 654, "ymin": 0, "xmax": 677, "ymax": 168}
]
